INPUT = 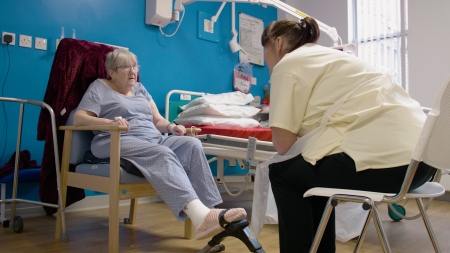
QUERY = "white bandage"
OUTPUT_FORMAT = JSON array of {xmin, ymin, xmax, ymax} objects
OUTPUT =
[{"xmin": 115, "ymin": 116, "xmax": 122, "ymax": 120}]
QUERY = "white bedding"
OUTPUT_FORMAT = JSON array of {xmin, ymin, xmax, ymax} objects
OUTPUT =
[
  {"xmin": 178, "ymin": 104, "xmax": 260, "ymax": 118},
  {"xmin": 174, "ymin": 115, "xmax": 260, "ymax": 128},
  {"xmin": 181, "ymin": 91, "xmax": 254, "ymax": 111}
]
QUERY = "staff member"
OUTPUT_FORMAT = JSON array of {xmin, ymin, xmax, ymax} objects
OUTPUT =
[{"xmin": 261, "ymin": 17, "xmax": 436, "ymax": 252}]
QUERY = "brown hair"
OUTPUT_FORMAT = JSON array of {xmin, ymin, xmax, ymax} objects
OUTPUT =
[{"xmin": 261, "ymin": 17, "xmax": 320, "ymax": 54}]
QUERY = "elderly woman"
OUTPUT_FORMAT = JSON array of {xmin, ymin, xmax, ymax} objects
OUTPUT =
[
  {"xmin": 74, "ymin": 49, "xmax": 246, "ymax": 240},
  {"xmin": 261, "ymin": 18, "xmax": 436, "ymax": 252}
]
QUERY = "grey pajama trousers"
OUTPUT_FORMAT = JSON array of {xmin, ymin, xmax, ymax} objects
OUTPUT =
[{"xmin": 91, "ymin": 135, "xmax": 223, "ymax": 221}]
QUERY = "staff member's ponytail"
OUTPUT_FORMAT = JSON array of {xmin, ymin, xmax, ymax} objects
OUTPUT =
[{"xmin": 261, "ymin": 17, "xmax": 320, "ymax": 54}]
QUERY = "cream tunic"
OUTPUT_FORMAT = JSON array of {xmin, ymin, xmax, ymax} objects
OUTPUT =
[{"xmin": 269, "ymin": 43, "xmax": 426, "ymax": 171}]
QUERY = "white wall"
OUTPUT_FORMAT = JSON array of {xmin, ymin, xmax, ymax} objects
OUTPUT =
[
  {"xmin": 278, "ymin": 0, "xmax": 349, "ymax": 46},
  {"xmin": 409, "ymin": 1, "xmax": 450, "ymax": 107},
  {"xmin": 409, "ymin": 1, "xmax": 450, "ymax": 190}
]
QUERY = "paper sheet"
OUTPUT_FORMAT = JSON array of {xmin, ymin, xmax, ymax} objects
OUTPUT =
[{"xmin": 239, "ymin": 13, "xmax": 265, "ymax": 66}]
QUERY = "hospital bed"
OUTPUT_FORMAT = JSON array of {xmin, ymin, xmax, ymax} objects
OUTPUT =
[{"xmin": 165, "ymin": 90, "xmax": 275, "ymax": 197}]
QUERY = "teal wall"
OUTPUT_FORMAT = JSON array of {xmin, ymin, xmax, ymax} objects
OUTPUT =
[{"xmin": 0, "ymin": 1, "xmax": 276, "ymax": 199}]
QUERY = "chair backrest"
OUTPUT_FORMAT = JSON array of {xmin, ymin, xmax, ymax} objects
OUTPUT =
[
  {"xmin": 412, "ymin": 74, "xmax": 450, "ymax": 173},
  {"xmin": 66, "ymin": 109, "xmax": 94, "ymax": 164}
]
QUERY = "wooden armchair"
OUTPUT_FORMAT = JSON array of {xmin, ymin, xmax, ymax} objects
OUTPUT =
[{"xmin": 54, "ymin": 110, "xmax": 194, "ymax": 253}]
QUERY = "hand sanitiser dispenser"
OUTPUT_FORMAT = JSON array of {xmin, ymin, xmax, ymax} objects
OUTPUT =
[{"xmin": 145, "ymin": 0, "xmax": 172, "ymax": 28}]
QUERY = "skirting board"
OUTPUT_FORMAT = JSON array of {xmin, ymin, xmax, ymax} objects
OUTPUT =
[{"xmin": 0, "ymin": 180, "xmax": 246, "ymax": 220}]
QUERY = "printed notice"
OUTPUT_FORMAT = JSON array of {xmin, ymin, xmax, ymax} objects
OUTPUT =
[{"xmin": 239, "ymin": 13, "xmax": 265, "ymax": 66}]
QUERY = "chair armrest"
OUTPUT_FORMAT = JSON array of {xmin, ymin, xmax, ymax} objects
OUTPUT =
[
  {"xmin": 59, "ymin": 125, "xmax": 128, "ymax": 131},
  {"xmin": 185, "ymin": 127, "xmax": 201, "ymax": 135}
]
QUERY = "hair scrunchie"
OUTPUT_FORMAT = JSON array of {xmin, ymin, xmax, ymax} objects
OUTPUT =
[{"xmin": 300, "ymin": 18, "xmax": 308, "ymax": 28}]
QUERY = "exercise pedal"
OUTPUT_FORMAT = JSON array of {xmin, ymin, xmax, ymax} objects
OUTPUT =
[{"xmin": 197, "ymin": 218, "xmax": 265, "ymax": 253}]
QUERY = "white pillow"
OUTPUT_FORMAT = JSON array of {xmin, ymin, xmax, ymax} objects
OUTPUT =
[
  {"xmin": 174, "ymin": 115, "xmax": 260, "ymax": 128},
  {"xmin": 181, "ymin": 91, "xmax": 254, "ymax": 111},
  {"xmin": 178, "ymin": 104, "xmax": 260, "ymax": 118},
  {"xmin": 259, "ymin": 120, "xmax": 269, "ymax": 129}
]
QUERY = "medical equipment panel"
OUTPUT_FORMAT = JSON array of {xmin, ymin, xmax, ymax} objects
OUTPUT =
[{"xmin": 145, "ymin": 0, "xmax": 173, "ymax": 28}]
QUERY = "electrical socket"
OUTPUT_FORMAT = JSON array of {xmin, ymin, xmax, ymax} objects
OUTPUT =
[
  {"xmin": 252, "ymin": 77, "xmax": 257, "ymax": 85},
  {"xmin": 2, "ymin": 32, "xmax": 16, "ymax": 45},
  {"xmin": 35, "ymin": 37, "xmax": 47, "ymax": 50},
  {"xmin": 19, "ymin": 35, "xmax": 32, "ymax": 48},
  {"xmin": 204, "ymin": 19, "xmax": 214, "ymax": 33}
]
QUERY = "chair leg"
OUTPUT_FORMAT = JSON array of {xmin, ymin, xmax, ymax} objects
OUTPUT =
[
  {"xmin": 416, "ymin": 198, "xmax": 441, "ymax": 253},
  {"xmin": 370, "ymin": 201, "xmax": 392, "ymax": 253},
  {"xmin": 354, "ymin": 210, "xmax": 372, "ymax": 253},
  {"xmin": 109, "ymin": 192, "xmax": 120, "ymax": 253},
  {"xmin": 128, "ymin": 199, "xmax": 138, "ymax": 225},
  {"xmin": 109, "ymin": 130, "xmax": 121, "ymax": 253},
  {"xmin": 184, "ymin": 218, "xmax": 194, "ymax": 240},
  {"xmin": 309, "ymin": 197, "xmax": 336, "ymax": 253}
]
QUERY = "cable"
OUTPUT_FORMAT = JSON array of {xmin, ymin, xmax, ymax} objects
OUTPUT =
[
  {"xmin": 0, "ymin": 44, "xmax": 11, "ymax": 163},
  {"xmin": 387, "ymin": 198, "xmax": 434, "ymax": 220},
  {"xmin": 159, "ymin": 9, "xmax": 186, "ymax": 37},
  {"xmin": 218, "ymin": 159, "xmax": 251, "ymax": 197}
]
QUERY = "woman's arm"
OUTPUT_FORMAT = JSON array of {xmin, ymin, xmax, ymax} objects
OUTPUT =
[
  {"xmin": 268, "ymin": 73, "xmax": 312, "ymax": 155},
  {"xmin": 73, "ymin": 109, "xmax": 130, "ymax": 133},
  {"xmin": 271, "ymin": 127, "xmax": 297, "ymax": 155},
  {"xmin": 149, "ymin": 100, "xmax": 186, "ymax": 135}
]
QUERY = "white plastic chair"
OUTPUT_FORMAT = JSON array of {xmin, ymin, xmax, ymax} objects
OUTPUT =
[{"xmin": 304, "ymin": 75, "xmax": 450, "ymax": 253}]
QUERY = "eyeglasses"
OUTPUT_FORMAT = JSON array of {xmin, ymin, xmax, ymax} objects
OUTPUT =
[{"xmin": 117, "ymin": 65, "xmax": 140, "ymax": 72}]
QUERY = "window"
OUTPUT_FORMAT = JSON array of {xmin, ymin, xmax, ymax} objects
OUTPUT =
[{"xmin": 352, "ymin": 0, "xmax": 409, "ymax": 90}]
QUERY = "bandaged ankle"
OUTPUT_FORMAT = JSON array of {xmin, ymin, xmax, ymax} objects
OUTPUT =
[{"xmin": 183, "ymin": 199, "xmax": 210, "ymax": 228}]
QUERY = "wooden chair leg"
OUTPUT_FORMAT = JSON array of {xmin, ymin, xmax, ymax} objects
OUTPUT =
[
  {"xmin": 184, "ymin": 218, "xmax": 194, "ymax": 239},
  {"xmin": 129, "ymin": 198, "xmax": 138, "ymax": 225},
  {"xmin": 109, "ymin": 192, "xmax": 120, "ymax": 253},
  {"xmin": 109, "ymin": 130, "xmax": 121, "ymax": 253}
]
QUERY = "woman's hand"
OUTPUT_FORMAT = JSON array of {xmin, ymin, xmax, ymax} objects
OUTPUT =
[
  {"xmin": 170, "ymin": 124, "xmax": 186, "ymax": 136},
  {"xmin": 111, "ymin": 118, "xmax": 130, "ymax": 133}
]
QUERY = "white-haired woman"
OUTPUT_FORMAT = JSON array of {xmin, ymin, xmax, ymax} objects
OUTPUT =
[{"xmin": 74, "ymin": 49, "xmax": 246, "ymax": 240}]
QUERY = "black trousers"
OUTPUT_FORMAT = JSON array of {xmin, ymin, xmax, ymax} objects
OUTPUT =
[{"xmin": 268, "ymin": 153, "xmax": 436, "ymax": 253}]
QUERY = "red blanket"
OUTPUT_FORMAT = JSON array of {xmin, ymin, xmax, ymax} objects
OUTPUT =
[
  {"xmin": 194, "ymin": 126, "xmax": 272, "ymax": 141},
  {"xmin": 37, "ymin": 39, "xmax": 115, "ymax": 215}
]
